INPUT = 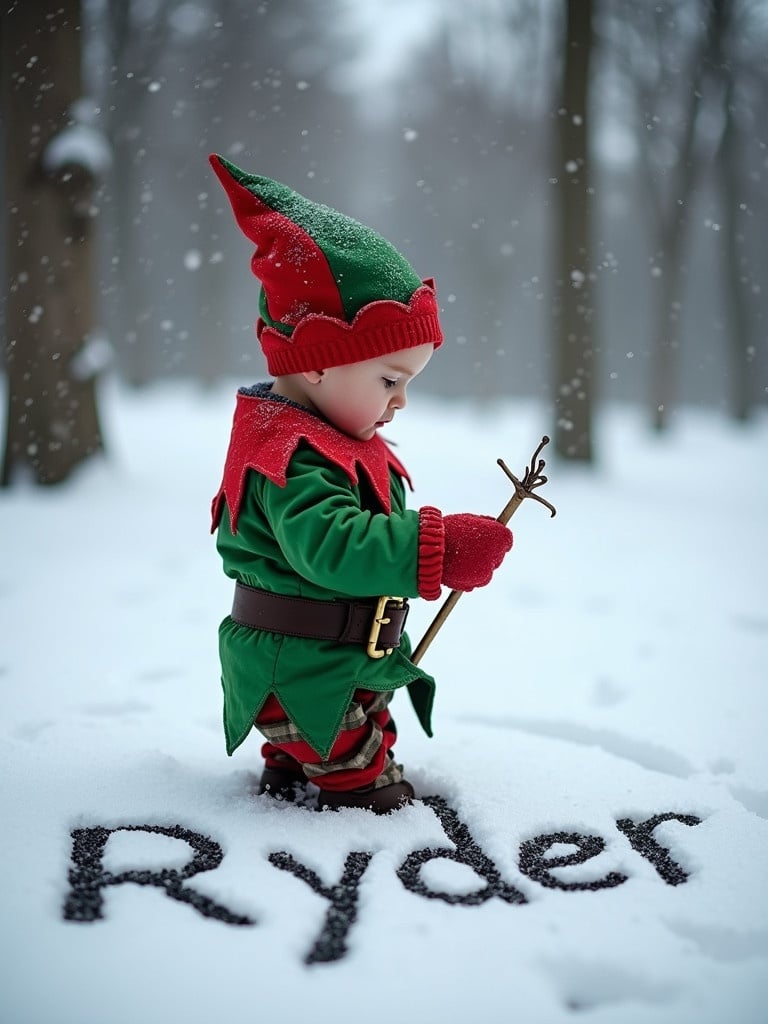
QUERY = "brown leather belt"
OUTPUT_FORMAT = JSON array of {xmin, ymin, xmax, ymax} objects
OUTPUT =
[{"xmin": 231, "ymin": 582, "xmax": 409, "ymax": 659}]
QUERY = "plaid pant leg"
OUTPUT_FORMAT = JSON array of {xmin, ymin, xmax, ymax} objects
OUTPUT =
[{"xmin": 255, "ymin": 689, "xmax": 403, "ymax": 792}]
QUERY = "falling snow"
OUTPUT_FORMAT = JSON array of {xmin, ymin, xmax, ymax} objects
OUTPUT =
[{"xmin": 1, "ymin": 383, "xmax": 766, "ymax": 1023}]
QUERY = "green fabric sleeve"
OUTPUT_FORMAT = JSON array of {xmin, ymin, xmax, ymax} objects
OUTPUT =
[{"xmin": 255, "ymin": 443, "xmax": 420, "ymax": 598}]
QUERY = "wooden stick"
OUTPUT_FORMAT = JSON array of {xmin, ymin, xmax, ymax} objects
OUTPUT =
[{"xmin": 410, "ymin": 436, "xmax": 555, "ymax": 666}]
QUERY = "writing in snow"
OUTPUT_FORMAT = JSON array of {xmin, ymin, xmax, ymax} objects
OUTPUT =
[{"xmin": 63, "ymin": 796, "xmax": 702, "ymax": 966}]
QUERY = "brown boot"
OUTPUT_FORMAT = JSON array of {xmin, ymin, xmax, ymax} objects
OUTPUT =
[
  {"xmin": 318, "ymin": 780, "xmax": 414, "ymax": 814},
  {"xmin": 258, "ymin": 762, "xmax": 306, "ymax": 801}
]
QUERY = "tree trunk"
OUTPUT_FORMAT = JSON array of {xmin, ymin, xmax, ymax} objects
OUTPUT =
[
  {"xmin": 100, "ymin": 0, "xmax": 161, "ymax": 388},
  {"xmin": 649, "ymin": 207, "xmax": 689, "ymax": 432},
  {"xmin": 718, "ymin": 101, "xmax": 753, "ymax": 422},
  {"xmin": 1, "ymin": 0, "xmax": 104, "ymax": 485},
  {"xmin": 553, "ymin": 0, "xmax": 595, "ymax": 461},
  {"xmin": 711, "ymin": 0, "xmax": 753, "ymax": 422},
  {"xmin": 648, "ymin": 0, "xmax": 716, "ymax": 432}
]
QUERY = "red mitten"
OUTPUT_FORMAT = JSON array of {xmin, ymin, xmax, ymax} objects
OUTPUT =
[{"xmin": 441, "ymin": 513, "xmax": 513, "ymax": 592}]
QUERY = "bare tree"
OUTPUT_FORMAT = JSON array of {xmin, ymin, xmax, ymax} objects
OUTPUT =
[
  {"xmin": 610, "ymin": 0, "xmax": 767, "ymax": 428},
  {"xmin": 649, "ymin": 2, "xmax": 716, "ymax": 432},
  {"xmin": 96, "ymin": 0, "xmax": 179, "ymax": 387},
  {"xmin": 709, "ymin": 0, "xmax": 765, "ymax": 421},
  {"xmin": 553, "ymin": 0, "xmax": 596, "ymax": 460},
  {"xmin": 611, "ymin": 0, "xmax": 728, "ymax": 430},
  {"xmin": 93, "ymin": 0, "xmax": 273, "ymax": 387},
  {"xmin": 2, "ymin": 0, "xmax": 108, "ymax": 485}
]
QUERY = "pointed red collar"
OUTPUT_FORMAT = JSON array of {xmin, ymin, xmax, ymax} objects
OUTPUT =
[{"xmin": 211, "ymin": 388, "xmax": 412, "ymax": 534}]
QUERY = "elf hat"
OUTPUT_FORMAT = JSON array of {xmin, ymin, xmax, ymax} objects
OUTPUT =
[{"xmin": 209, "ymin": 154, "xmax": 443, "ymax": 375}]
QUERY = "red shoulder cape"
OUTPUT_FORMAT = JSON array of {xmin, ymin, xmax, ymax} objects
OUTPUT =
[{"xmin": 211, "ymin": 390, "xmax": 412, "ymax": 534}]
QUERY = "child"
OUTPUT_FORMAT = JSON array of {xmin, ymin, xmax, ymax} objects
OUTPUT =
[{"xmin": 209, "ymin": 155, "xmax": 513, "ymax": 813}]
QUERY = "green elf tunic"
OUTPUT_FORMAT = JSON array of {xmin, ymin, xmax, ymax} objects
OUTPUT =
[{"xmin": 212, "ymin": 385, "xmax": 440, "ymax": 759}]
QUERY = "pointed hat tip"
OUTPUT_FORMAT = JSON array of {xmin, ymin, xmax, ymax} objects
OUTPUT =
[
  {"xmin": 208, "ymin": 154, "xmax": 254, "ymax": 211},
  {"xmin": 209, "ymin": 152, "xmax": 235, "ymax": 183}
]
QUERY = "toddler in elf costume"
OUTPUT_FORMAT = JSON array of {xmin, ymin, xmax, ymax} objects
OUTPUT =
[{"xmin": 209, "ymin": 155, "xmax": 512, "ymax": 813}]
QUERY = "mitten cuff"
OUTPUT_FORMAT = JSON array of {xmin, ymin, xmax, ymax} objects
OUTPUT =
[{"xmin": 417, "ymin": 506, "xmax": 445, "ymax": 601}]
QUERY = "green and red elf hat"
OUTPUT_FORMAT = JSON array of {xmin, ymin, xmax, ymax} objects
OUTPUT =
[{"xmin": 209, "ymin": 154, "xmax": 443, "ymax": 374}]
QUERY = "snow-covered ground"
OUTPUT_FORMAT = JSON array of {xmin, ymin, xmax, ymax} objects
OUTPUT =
[{"xmin": 1, "ymin": 380, "xmax": 766, "ymax": 1024}]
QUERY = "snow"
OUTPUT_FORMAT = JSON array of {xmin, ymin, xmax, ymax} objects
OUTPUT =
[
  {"xmin": 42, "ymin": 99, "xmax": 112, "ymax": 177},
  {"xmin": 69, "ymin": 333, "xmax": 114, "ymax": 381},
  {"xmin": 1, "ymin": 380, "xmax": 767, "ymax": 1024}
]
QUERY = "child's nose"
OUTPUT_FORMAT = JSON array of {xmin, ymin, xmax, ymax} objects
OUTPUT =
[{"xmin": 389, "ymin": 391, "xmax": 406, "ymax": 410}]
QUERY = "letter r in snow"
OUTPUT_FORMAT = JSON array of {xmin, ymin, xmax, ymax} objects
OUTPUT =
[
  {"xmin": 62, "ymin": 824, "xmax": 255, "ymax": 926},
  {"xmin": 616, "ymin": 812, "xmax": 702, "ymax": 885}
]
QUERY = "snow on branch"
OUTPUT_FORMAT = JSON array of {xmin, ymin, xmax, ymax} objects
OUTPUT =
[{"xmin": 42, "ymin": 98, "xmax": 113, "ymax": 177}]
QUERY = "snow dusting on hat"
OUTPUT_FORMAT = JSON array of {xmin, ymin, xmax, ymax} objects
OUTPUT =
[{"xmin": 209, "ymin": 154, "xmax": 443, "ymax": 374}]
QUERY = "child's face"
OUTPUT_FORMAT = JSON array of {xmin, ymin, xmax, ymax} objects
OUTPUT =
[{"xmin": 304, "ymin": 343, "xmax": 434, "ymax": 440}]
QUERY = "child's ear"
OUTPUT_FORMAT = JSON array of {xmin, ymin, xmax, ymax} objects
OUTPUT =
[{"xmin": 301, "ymin": 370, "xmax": 325, "ymax": 384}]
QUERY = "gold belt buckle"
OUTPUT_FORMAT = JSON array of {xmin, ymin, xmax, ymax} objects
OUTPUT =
[{"xmin": 367, "ymin": 596, "xmax": 404, "ymax": 659}]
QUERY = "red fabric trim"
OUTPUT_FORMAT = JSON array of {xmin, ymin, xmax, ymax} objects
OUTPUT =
[
  {"xmin": 417, "ymin": 506, "xmax": 445, "ymax": 601},
  {"xmin": 211, "ymin": 391, "xmax": 413, "ymax": 534},
  {"xmin": 258, "ymin": 283, "xmax": 443, "ymax": 375}
]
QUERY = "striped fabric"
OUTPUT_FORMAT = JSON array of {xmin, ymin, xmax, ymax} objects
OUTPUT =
[{"xmin": 256, "ymin": 689, "xmax": 404, "ymax": 792}]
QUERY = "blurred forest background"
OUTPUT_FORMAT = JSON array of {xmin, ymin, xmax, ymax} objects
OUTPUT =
[{"xmin": 1, "ymin": 0, "xmax": 767, "ymax": 483}]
